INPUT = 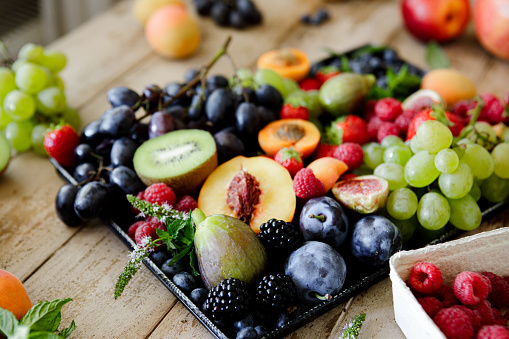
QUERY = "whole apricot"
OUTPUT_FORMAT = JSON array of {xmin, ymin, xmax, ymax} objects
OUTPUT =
[
  {"xmin": 145, "ymin": 5, "xmax": 201, "ymax": 59},
  {"xmin": 420, "ymin": 69, "xmax": 476, "ymax": 107},
  {"xmin": 474, "ymin": 0, "xmax": 509, "ymax": 60},
  {"xmin": 0, "ymin": 269, "xmax": 32, "ymax": 320},
  {"xmin": 132, "ymin": 0, "xmax": 185, "ymax": 25}
]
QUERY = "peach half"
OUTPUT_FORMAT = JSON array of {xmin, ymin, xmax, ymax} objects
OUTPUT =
[{"xmin": 197, "ymin": 156, "xmax": 296, "ymax": 234}]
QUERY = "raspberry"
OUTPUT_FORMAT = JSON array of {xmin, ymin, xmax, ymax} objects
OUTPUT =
[
  {"xmin": 433, "ymin": 307, "xmax": 475, "ymax": 339},
  {"xmin": 394, "ymin": 109, "xmax": 417, "ymax": 135},
  {"xmin": 374, "ymin": 97, "xmax": 403, "ymax": 121},
  {"xmin": 480, "ymin": 93, "xmax": 506, "ymax": 124},
  {"xmin": 292, "ymin": 168, "xmax": 326, "ymax": 200},
  {"xmin": 363, "ymin": 99, "xmax": 377, "ymax": 121},
  {"xmin": 313, "ymin": 143, "xmax": 338, "ymax": 159},
  {"xmin": 408, "ymin": 262, "xmax": 443, "ymax": 294},
  {"xmin": 134, "ymin": 220, "xmax": 165, "ymax": 249},
  {"xmin": 332, "ymin": 142, "xmax": 364, "ymax": 170},
  {"xmin": 492, "ymin": 307, "xmax": 507, "ymax": 326},
  {"xmin": 469, "ymin": 300, "xmax": 496, "ymax": 326},
  {"xmin": 127, "ymin": 220, "xmax": 146, "ymax": 240},
  {"xmin": 453, "ymin": 271, "xmax": 492, "ymax": 306},
  {"xmin": 434, "ymin": 284, "xmax": 459, "ymax": 308},
  {"xmin": 367, "ymin": 116, "xmax": 383, "ymax": 141},
  {"xmin": 476, "ymin": 325, "xmax": 509, "ymax": 339},
  {"xmin": 481, "ymin": 272, "xmax": 509, "ymax": 308},
  {"xmin": 452, "ymin": 99, "xmax": 477, "ymax": 120},
  {"xmin": 298, "ymin": 78, "xmax": 321, "ymax": 91},
  {"xmin": 144, "ymin": 183, "xmax": 176, "ymax": 206},
  {"xmin": 505, "ymin": 309, "xmax": 509, "ymax": 322},
  {"xmin": 376, "ymin": 121, "xmax": 400, "ymax": 143},
  {"xmin": 174, "ymin": 195, "xmax": 198, "ymax": 213},
  {"xmin": 418, "ymin": 296, "xmax": 443, "ymax": 318},
  {"xmin": 450, "ymin": 305, "xmax": 482, "ymax": 332},
  {"xmin": 280, "ymin": 103, "xmax": 309, "ymax": 120}
]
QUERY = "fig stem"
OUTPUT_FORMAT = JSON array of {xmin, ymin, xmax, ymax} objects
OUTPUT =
[{"xmin": 308, "ymin": 214, "xmax": 326, "ymax": 222}]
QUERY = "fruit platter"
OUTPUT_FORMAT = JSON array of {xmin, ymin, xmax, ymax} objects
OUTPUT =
[{"xmin": 46, "ymin": 40, "xmax": 509, "ymax": 339}]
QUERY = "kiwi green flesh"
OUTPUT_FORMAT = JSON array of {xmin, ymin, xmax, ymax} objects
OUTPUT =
[
  {"xmin": 0, "ymin": 131, "xmax": 11, "ymax": 176},
  {"xmin": 133, "ymin": 129, "xmax": 217, "ymax": 195}
]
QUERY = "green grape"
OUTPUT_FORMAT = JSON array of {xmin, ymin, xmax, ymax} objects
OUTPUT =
[
  {"xmin": 385, "ymin": 213, "xmax": 418, "ymax": 243},
  {"xmin": 469, "ymin": 183, "xmax": 481, "ymax": 202},
  {"xmin": 39, "ymin": 50, "xmax": 67, "ymax": 73},
  {"xmin": 417, "ymin": 192, "xmax": 450, "ymax": 230},
  {"xmin": 36, "ymin": 86, "xmax": 66, "ymax": 116},
  {"xmin": 254, "ymin": 69, "xmax": 286, "ymax": 98},
  {"xmin": 467, "ymin": 121, "xmax": 498, "ymax": 147},
  {"xmin": 481, "ymin": 173, "xmax": 509, "ymax": 203},
  {"xmin": 231, "ymin": 68, "xmax": 254, "ymax": 88},
  {"xmin": 15, "ymin": 63, "xmax": 48, "ymax": 94},
  {"xmin": 61, "ymin": 106, "xmax": 81, "ymax": 132},
  {"xmin": 452, "ymin": 144, "xmax": 465, "ymax": 160},
  {"xmin": 383, "ymin": 144, "xmax": 413, "ymax": 166},
  {"xmin": 447, "ymin": 194, "xmax": 482, "ymax": 231},
  {"xmin": 0, "ymin": 104, "xmax": 13, "ymax": 130},
  {"xmin": 415, "ymin": 223, "xmax": 451, "ymax": 244},
  {"xmin": 456, "ymin": 138, "xmax": 474, "ymax": 146},
  {"xmin": 404, "ymin": 150, "xmax": 440, "ymax": 188},
  {"xmin": 362, "ymin": 142, "xmax": 384, "ymax": 170},
  {"xmin": 352, "ymin": 164, "xmax": 373, "ymax": 176},
  {"xmin": 438, "ymin": 163, "xmax": 473, "ymax": 199},
  {"xmin": 416, "ymin": 120, "xmax": 452, "ymax": 153},
  {"xmin": 434, "ymin": 149, "xmax": 459, "ymax": 173},
  {"xmin": 374, "ymin": 163, "xmax": 407, "ymax": 191},
  {"xmin": 18, "ymin": 43, "xmax": 44, "ymax": 63},
  {"xmin": 31, "ymin": 123, "xmax": 49, "ymax": 156},
  {"xmin": 380, "ymin": 135, "xmax": 404, "ymax": 148},
  {"xmin": 4, "ymin": 120, "xmax": 34, "ymax": 152},
  {"xmin": 0, "ymin": 67, "xmax": 17, "ymax": 99},
  {"xmin": 410, "ymin": 136, "xmax": 424, "ymax": 154},
  {"xmin": 386, "ymin": 188, "xmax": 418, "ymax": 220},
  {"xmin": 53, "ymin": 75, "xmax": 65, "ymax": 91},
  {"xmin": 3, "ymin": 90, "xmax": 36, "ymax": 121},
  {"xmin": 10, "ymin": 60, "xmax": 28, "ymax": 73},
  {"xmin": 491, "ymin": 142, "xmax": 509, "ymax": 179},
  {"xmin": 283, "ymin": 78, "xmax": 299, "ymax": 96},
  {"xmin": 460, "ymin": 144, "xmax": 494, "ymax": 180},
  {"xmin": 501, "ymin": 127, "xmax": 509, "ymax": 143}
]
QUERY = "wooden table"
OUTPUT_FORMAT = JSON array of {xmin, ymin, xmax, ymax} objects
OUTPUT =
[{"xmin": 2, "ymin": 0, "xmax": 509, "ymax": 338}]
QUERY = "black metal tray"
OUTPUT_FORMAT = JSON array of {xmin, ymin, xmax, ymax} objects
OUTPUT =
[{"xmin": 52, "ymin": 45, "xmax": 509, "ymax": 338}]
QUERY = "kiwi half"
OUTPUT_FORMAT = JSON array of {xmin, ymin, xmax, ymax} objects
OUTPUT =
[{"xmin": 133, "ymin": 129, "xmax": 217, "ymax": 195}]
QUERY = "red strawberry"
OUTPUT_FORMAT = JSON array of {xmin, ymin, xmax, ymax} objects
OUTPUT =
[
  {"xmin": 327, "ymin": 115, "xmax": 370, "ymax": 145},
  {"xmin": 43, "ymin": 124, "xmax": 80, "ymax": 168},
  {"xmin": 274, "ymin": 147, "xmax": 303, "ymax": 178},
  {"xmin": 298, "ymin": 78, "xmax": 321, "ymax": 91},
  {"xmin": 280, "ymin": 103, "xmax": 309, "ymax": 120},
  {"xmin": 406, "ymin": 107, "xmax": 464, "ymax": 140},
  {"xmin": 313, "ymin": 143, "xmax": 338, "ymax": 159},
  {"xmin": 316, "ymin": 66, "xmax": 341, "ymax": 84}
]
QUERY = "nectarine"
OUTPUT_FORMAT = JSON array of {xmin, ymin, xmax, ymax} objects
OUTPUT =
[
  {"xmin": 0, "ymin": 269, "xmax": 32, "ymax": 320},
  {"xmin": 133, "ymin": 0, "xmax": 185, "ymax": 25},
  {"xmin": 420, "ymin": 68, "xmax": 476, "ymax": 107},
  {"xmin": 474, "ymin": 0, "xmax": 509, "ymax": 60},
  {"xmin": 145, "ymin": 5, "xmax": 201, "ymax": 59}
]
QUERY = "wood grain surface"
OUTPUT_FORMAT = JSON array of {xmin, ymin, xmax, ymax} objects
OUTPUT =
[{"xmin": 1, "ymin": 0, "xmax": 508, "ymax": 338}]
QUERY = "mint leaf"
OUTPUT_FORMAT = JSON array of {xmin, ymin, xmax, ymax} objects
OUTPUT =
[
  {"xmin": 57, "ymin": 320, "xmax": 76, "ymax": 338},
  {"xmin": 20, "ymin": 299, "xmax": 72, "ymax": 332},
  {"xmin": 426, "ymin": 41, "xmax": 449, "ymax": 69},
  {"xmin": 341, "ymin": 56, "xmax": 351, "ymax": 72},
  {"xmin": 351, "ymin": 45, "xmax": 388, "ymax": 59},
  {"xmin": 0, "ymin": 307, "xmax": 18, "ymax": 337},
  {"xmin": 10, "ymin": 324, "xmax": 30, "ymax": 339},
  {"xmin": 27, "ymin": 331, "xmax": 60, "ymax": 339},
  {"xmin": 341, "ymin": 312, "xmax": 366, "ymax": 339}
]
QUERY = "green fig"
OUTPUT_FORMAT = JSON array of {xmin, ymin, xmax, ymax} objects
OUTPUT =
[{"xmin": 193, "ymin": 210, "xmax": 267, "ymax": 290}]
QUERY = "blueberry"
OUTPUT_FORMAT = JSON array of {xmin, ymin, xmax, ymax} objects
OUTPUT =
[
  {"xmin": 275, "ymin": 312, "xmax": 290, "ymax": 329},
  {"xmin": 383, "ymin": 48, "xmax": 399, "ymax": 63},
  {"xmin": 233, "ymin": 313, "xmax": 254, "ymax": 333},
  {"xmin": 73, "ymin": 162, "xmax": 96, "ymax": 183},
  {"xmin": 172, "ymin": 272, "xmax": 196, "ymax": 294},
  {"xmin": 350, "ymin": 215, "xmax": 402, "ymax": 267},
  {"xmin": 189, "ymin": 288, "xmax": 208, "ymax": 306},
  {"xmin": 254, "ymin": 325, "xmax": 267, "ymax": 338},
  {"xmin": 149, "ymin": 249, "xmax": 170, "ymax": 267},
  {"xmin": 161, "ymin": 258, "xmax": 184, "ymax": 278},
  {"xmin": 299, "ymin": 196, "xmax": 349, "ymax": 250},
  {"xmin": 236, "ymin": 327, "xmax": 257, "ymax": 339},
  {"xmin": 284, "ymin": 241, "xmax": 347, "ymax": 305}
]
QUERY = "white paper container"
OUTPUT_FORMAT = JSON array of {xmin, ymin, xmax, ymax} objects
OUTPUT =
[{"xmin": 389, "ymin": 227, "xmax": 509, "ymax": 339}]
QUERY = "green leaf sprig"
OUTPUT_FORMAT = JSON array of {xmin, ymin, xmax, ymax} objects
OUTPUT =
[
  {"xmin": 114, "ymin": 196, "xmax": 199, "ymax": 299},
  {"xmin": 0, "ymin": 298, "xmax": 76, "ymax": 338},
  {"xmin": 341, "ymin": 312, "xmax": 366, "ymax": 339},
  {"xmin": 426, "ymin": 41, "xmax": 450, "ymax": 69}
]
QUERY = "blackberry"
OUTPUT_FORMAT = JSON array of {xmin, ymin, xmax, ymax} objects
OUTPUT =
[
  {"xmin": 203, "ymin": 278, "xmax": 250, "ymax": 321},
  {"xmin": 255, "ymin": 274, "xmax": 296, "ymax": 312},
  {"xmin": 258, "ymin": 219, "xmax": 301, "ymax": 255}
]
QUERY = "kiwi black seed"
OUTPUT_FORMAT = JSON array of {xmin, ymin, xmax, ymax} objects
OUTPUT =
[{"xmin": 133, "ymin": 129, "xmax": 218, "ymax": 196}]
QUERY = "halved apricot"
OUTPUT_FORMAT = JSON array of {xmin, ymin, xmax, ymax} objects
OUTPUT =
[
  {"xmin": 307, "ymin": 157, "xmax": 348, "ymax": 192},
  {"xmin": 258, "ymin": 119, "xmax": 321, "ymax": 159},
  {"xmin": 197, "ymin": 156, "xmax": 296, "ymax": 234},
  {"xmin": 257, "ymin": 48, "xmax": 311, "ymax": 81}
]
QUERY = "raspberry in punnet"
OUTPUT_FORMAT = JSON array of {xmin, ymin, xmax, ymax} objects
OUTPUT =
[
  {"xmin": 174, "ymin": 195, "xmax": 198, "ymax": 213},
  {"xmin": 292, "ymin": 168, "xmax": 326, "ymax": 200},
  {"xmin": 453, "ymin": 271, "xmax": 492, "ymax": 306},
  {"xmin": 450, "ymin": 305, "xmax": 482, "ymax": 332},
  {"xmin": 332, "ymin": 142, "xmax": 364, "ymax": 170},
  {"xmin": 481, "ymin": 271, "xmax": 509, "ymax": 308},
  {"xmin": 409, "ymin": 262, "xmax": 443, "ymax": 294},
  {"xmin": 476, "ymin": 325, "xmax": 509, "ymax": 339},
  {"xmin": 433, "ymin": 307, "xmax": 475, "ymax": 339},
  {"xmin": 434, "ymin": 284, "xmax": 459, "ymax": 308},
  {"xmin": 468, "ymin": 300, "xmax": 496, "ymax": 327},
  {"xmin": 144, "ymin": 183, "xmax": 176, "ymax": 206},
  {"xmin": 417, "ymin": 296, "xmax": 443, "ymax": 318},
  {"xmin": 374, "ymin": 97, "xmax": 403, "ymax": 121}
]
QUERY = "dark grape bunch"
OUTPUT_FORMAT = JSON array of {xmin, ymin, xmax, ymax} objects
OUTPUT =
[{"xmin": 193, "ymin": 0, "xmax": 262, "ymax": 29}]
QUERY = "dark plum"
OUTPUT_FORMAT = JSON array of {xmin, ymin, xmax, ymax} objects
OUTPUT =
[
  {"xmin": 148, "ymin": 111, "xmax": 176, "ymax": 139},
  {"xmin": 205, "ymin": 88, "xmax": 234, "ymax": 129},
  {"xmin": 74, "ymin": 143, "xmax": 95, "ymax": 164},
  {"xmin": 73, "ymin": 162, "xmax": 97, "ymax": 183},
  {"xmin": 284, "ymin": 241, "xmax": 347, "ymax": 305},
  {"xmin": 107, "ymin": 87, "xmax": 140, "ymax": 108},
  {"xmin": 80, "ymin": 120, "xmax": 104, "ymax": 147},
  {"xmin": 214, "ymin": 131, "xmax": 244, "ymax": 163},
  {"xmin": 172, "ymin": 272, "xmax": 196, "ymax": 294},
  {"xmin": 206, "ymin": 75, "xmax": 229, "ymax": 89},
  {"xmin": 255, "ymin": 85, "xmax": 283, "ymax": 111},
  {"xmin": 189, "ymin": 288, "xmax": 208, "ymax": 307},
  {"xmin": 110, "ymin": 137, "xmax": 137, "ymax": 168},
  {"xmin": 299, "ymin": 196, "xmax": 349, "ymax": 250},
  {"xmin": 109, "ymin": 166, "xmax": 145, "ymax": 195},
  {"xmin": 235, "ymin": 102, "xmax": 260, "ymax": 137},
  {"xmin": 74, "ymin": 181, "xmax": 110, "ymax": 219},
  {"xmin": 55, "ymin": 184, "xmax": 84, "ymax": 227},
  {"xmin": 350, "ymin": 215, "xmax": 402, "ymax": 267},
  {"xmin": 210, "ymin": 1, "xmax": 230, "ymax": 26},
  {"xmin": 99, "ymin": 105, "xmax": 136, "ymax": 138}
]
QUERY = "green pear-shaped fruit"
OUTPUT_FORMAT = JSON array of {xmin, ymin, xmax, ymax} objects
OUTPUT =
[{"xmin": 193, "ymin": 210, "xmax": 267, "ymax": 290}]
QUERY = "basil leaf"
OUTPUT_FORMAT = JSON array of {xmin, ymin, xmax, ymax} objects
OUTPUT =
[
  {"xmin": 27, "ymin": 331, "xmax": 60, "ymax": 339},
  {"xmin": 57, "ymin": 320, "xmax": 76, "ymax": 338},
  {"xmin": 0, "ymin": 307, "xmax": 18, "ymax": 337},
  {"xmin": 426, "ymin": 41, "xmax": 449, "ymax": 69},
  {"xmin": 20, "ymin": 299, "xmax": 72, "ymax": 332}
]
